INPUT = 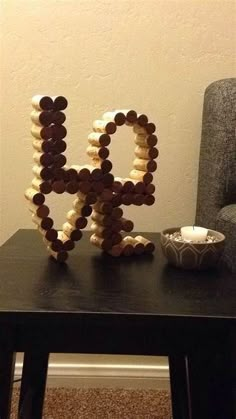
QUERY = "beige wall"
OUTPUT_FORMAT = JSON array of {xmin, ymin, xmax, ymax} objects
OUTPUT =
[{"xmin": 0, "ymin": 0, "xmax": 235, "ymax": 244}]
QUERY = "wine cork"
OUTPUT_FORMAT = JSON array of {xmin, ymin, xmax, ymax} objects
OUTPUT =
[
  {"xmin": 52, "ymin": 111, "xmax": 66, "ymax": 125},
  {"xmin": 114, "ymin": 177, "xmax": 134, "ymax": 193},
  {"xmin": 31, "ymin": 110, "xmax": 53, "ymax": 127},
  {"xmin": 33, "ymin": 139, "xmax": 52, "ymax": 153},
  {"xmin": 78, "ymin": 181, "xmax": 92, "ymax": 194},
  {"xmin": 135, "ymin": 236, "xmax": 155, "ymax": 253},
  {"xmin": 112, "ymin": 180, "xmax": 123, "ymax": 193},
  {"xmin": 71, "ymin": 165, "xmax": 89, "ymax": 181},
  {"xmin": 123, "ymin": 236, "xmax": 145, "ymax": 255},
  {"xmin": 52, "ymin": 125, "xmax": 67, "ymax": 140},
  {"xmin": 44, "ymin": 238, "xmax": 64, "ymax": 252},
  {"xmin": 120, "ymin": 218, "xmax": 134, "ymax": 232},
  {"xmin": 47, "ymin": 247, "xmax": 69, "ymax": 263},
  {"xmin": 111, "ymin": 219, "xmax": 123, "ymax": 232},
  {"xmin": 117, "ymin": 109, "xmax": 137, "ymax": 123},
  {"xmin": 91, "ymin": 181, "xmax": 104, "ymax": 194},
  {"xmin": 108, "ymin": 244, "xmax": 123, "ymax": 257},
  {"xmin": 111, "ymin": 232, "xmax": 122, "ymax": 245},
  {"xmin": 52, "ymin": 154, "xmax": 67, "ymax": 169},
  {"xmin": 25, "ymin": 188, "xmax": 45, "ymax": 205},
  {"xmin": 74, "ymin": 216, "xmax": 88, "ymax": 230},
  {"xmin": 111, "ymin": 193, "xmax": 122, "ymax": 207},
  {"xmin": 65, "ymin": 167, "xmax": 78, "ymax": 181},
  {"xmin": 38, "ymin": 227, "xmax": 58, "ymax": 242},
  {"xmin": 111, "ymin": 207, "xmax": 123, "ymax": 219},
  {"xmin": 145, "ymin": 183, "xmax": 155, "ymax": 195},
  {"xmin": 33, "ymin": 152, "xmax": 54, "ymax": 167},
  {"xmin": 88, "ymin": 132, "xmax": 111, "ymax": 147},
  {"xmin": 145, "ymin": 123, "xmax": 156, "ymax": 134},
  {"xmin": 144, "ymin": 195, "xmax": 155, "ymax": 206},
  {"xmin": 93, "ymin": 201, "xmax": 113, "ymax": 215},
  {"xmin": 32, "ymin": 165, "xmax": 53, "ymax": 181},
  {"xmin": 101, "ymin": 173, "xmax": 114, "ymax": 187},
  {"xmin": 130, "ymin": 170, "xmax": 153, "ymax": 184},
  {"xmin": 72, "ymin": 198, "xmax": 92, "ymax": 217},
  {"xmin": 87, "ymin": 145, "xmax": 109, "ymax": 160},
  {"xmin": 43, "ymin": 240, "xmax": 63, "ymax": 252},
  {"xmin": 120, "ymin": 240, "xmax": 134, "ymax": 256},
  {"xmin": 31, "ymin": 178, "xmax": 52, "ymax": 194},
  {"xmin": 131, "ymin": 180, "xmax": 145, "ymax": 194},
  {"xmin": 31, "ymin": 125, "xmax": 52, "ymax": 140},
  {"xmin": 133, "ymin": 124, "xmax": 147, "ymax": 135},
  {"xmin": 32, "ymin": 95, "xmax": 54, "ymax": 111},
  {"xmin": 99, "ymin": 188, "xmax": 113, "ymax": 202},
  {"xmin": 76, "ymin": 165, "xmax": 102, "ymax": 181},
  {"xmin": 52, "ymin": 180, "xmax": 66, "ymax": 194},
  {"xmin": 77, "ymin": 191, "xmax": 97, "ymax": 205},
  {"xmin": 28, "ymin": 203, "xmax": 50, "ymax": 218},
  {"xmin": 121, "ymin": 193, "xmax": 133, "ymax": 206},
  {"xmin": 122, "ymin": 236, "xmax": 136, "ymax": 245},
  {"xmin": 66, "ymin": 210, "xmax": 88, "ymax": 229},
  {"xmin": 53, "ymin": 167, "xmax": 66, "ymax": 180},
  {"xmin": 92, "ymin": 159, "xmax": 112, "ymax": 174},
  {"xmin": 133, "ymin": 158, "xmax": 157, "ymax": 173},
  {"xmin": 51, "ymin": 240, "xmax": 64, "ymax": 252},
  {"xmin": 102, "ymin": 111, "xmax": 126, "ymax": 126},
  {"xmin": 137, "ymin": 114, "xmax": 148, "ymax": 126},
  {"xmin": 66, "ymin": 181, "xmax": 79, "ymax": 194},
  {"xmin": 62, "ymin": 222, "xmax": 82, "ymax": 241},
  {"xmin": 32, "ymin": 214, "xmax": 53, "ymax": 230},
  {"xmin": 87, "ymin": 166, "xmax": 103, "ymax": 181},
  {"xmin": 122, "ymin": 180, "xmax": 135, "ymax": 193},
  {"xmin": 132, "ymin": 194, "xmax": 145, "ymax": 206},
  {"xmin": 135, "ymin": 146, "xmax": 159, "ymax": 160},
  {"xmin": 52, "ymin": 140, "xmax": 67, "ymax": 154},
  {"xmin": 58, "ymin": 231, "xmax": 75, "ymax": 251},
  {"xmin": 133, "ymin": 123, "xmax": 156, "ymax": 135},
  {"xmin": 90, "ymin": 234, "xmax": 113, "ymax": 251},
  {"xmin": 91, "ymin": 211, "xmax": 113, "ymax": 227},
  {"xmin": 52, "ymin": 96, "xmax": 68, "ymax": 111},
  {"xmin": 134, "ymin": 134, "xmax": 158, "ymax": 148},
  {"xmin": 90, "ymin": 222, "xmax": 111, "ymax": 239},
  {"xmin": 93, "ymin": 120, "xmax": 116, "ymax": 135}
]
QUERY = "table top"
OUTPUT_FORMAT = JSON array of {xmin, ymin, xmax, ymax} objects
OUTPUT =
[{"xmin": 0, "ymin": 230, "xmax": 235, "ymax": 325}]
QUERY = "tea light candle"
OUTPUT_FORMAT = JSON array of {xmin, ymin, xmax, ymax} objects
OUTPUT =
[{"xmin": 181, "ymin": 226, "xmax": 208, "ymax": 242}]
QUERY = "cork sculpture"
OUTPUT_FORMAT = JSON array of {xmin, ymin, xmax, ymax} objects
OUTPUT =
[{"xmin": 25, "ymin": 95, "xmax": 158, "ymax": 262}]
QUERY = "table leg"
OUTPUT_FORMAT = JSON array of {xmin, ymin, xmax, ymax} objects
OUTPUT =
[
  {"xmin": 168, "ymin": 355, "xmax": 191, "ymax": 419},
  {"xmin": 18, "ymin": 350, "xmax": 49, "ymax": 419},
  {"xmin": 0, "ymin": 349, "xmax": 16, "ymax": 419},
  {"xmin": 186, "ymin": 341, "xmax": 235, "ymax": 419}
]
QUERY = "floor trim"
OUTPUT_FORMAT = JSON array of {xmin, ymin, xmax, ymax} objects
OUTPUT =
[{"xmin": 15, "ymin": 361, "xmax": 170, "ymax": 389}]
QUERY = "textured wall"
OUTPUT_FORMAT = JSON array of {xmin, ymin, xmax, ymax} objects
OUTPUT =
[{"xmin": 0, "ymin": 0, "xmax": 235, "ymax": 244}]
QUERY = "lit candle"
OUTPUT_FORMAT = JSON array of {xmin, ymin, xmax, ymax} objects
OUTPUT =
[{"xmin": 181, "ymin": 226, "xmax": 208, "ymax": 242}]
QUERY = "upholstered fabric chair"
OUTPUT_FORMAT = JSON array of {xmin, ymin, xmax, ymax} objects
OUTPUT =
[{"xmin": 196, "ymin": 78, "xmax": 236, "ymax": 271}]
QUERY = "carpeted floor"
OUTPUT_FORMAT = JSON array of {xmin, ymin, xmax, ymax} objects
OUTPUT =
[{"xmin": 11, "ymin": 388, "xmax": 172, "ymax": 418}]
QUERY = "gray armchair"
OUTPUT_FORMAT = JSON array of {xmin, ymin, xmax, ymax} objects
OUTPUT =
[{"xmin": 196, "ymin": 78, "xmax": 236, "ymax": 271}]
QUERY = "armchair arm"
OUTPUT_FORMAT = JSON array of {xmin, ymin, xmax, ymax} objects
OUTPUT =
[{"xmin": 195, "ymin": 78, "xmax": 236, "ymax": 229}]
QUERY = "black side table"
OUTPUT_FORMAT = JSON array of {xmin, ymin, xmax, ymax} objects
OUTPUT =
[{"xmin": 0, "ymin": 230, "xmax": 235, "ymax": 419}]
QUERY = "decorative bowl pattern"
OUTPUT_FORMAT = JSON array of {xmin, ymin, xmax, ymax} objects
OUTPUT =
[{"xmin": 160, "ymin": 227, "xmax": 225, "ymax": 270}]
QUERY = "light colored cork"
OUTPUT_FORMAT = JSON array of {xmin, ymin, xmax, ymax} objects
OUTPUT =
[
  {"xmin": 88, "ymin": 132, "xmax": 111, "ymax": 147},
  {"xmin": 133, "ymin": 158, "xmax": 157, "ymax": 173},
  {"xmin": 135, "ymin": 235, "xmax": 155, "ymax": 253},
  {"xmin": 90, "ymin": 233, "xmax": 113, "ymax": 251},
  {"xmin": 86, "ymin": 145, "xmax": 109, "ymax": 160},
  {"xmin": 93, "ymin": 120, "xmax": 116, "ymax": 135},
  {"xmin": 135, "ymin": 146, "xmax": 158, "ymax": 160},
  {"xmin": 134, "ymin": 134, "xmax": 158, "ymax": 148}
]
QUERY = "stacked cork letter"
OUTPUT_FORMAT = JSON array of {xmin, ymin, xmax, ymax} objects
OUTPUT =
[{"xmin": 25, "ymin": 95, "xmax": 158, "ymax": 262}]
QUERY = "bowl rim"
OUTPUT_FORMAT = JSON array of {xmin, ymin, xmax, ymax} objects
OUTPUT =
[{"xmin": 161, "ymin": 227, "xmax": 225, "ymax": 244}]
